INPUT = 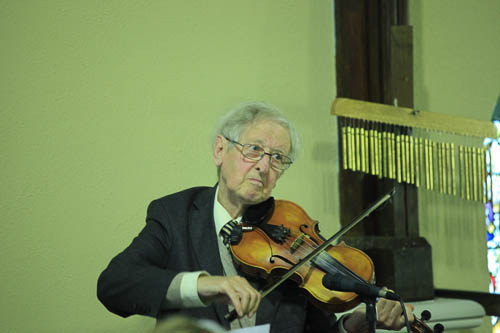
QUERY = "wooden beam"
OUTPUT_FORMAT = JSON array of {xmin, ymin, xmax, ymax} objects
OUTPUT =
[{"xmin": 332, "ymin": 98, "xmax": 498, "ymax": 140}]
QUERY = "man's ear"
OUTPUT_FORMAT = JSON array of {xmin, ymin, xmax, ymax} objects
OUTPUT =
[{"xmin": 213, "ymin": 135, "xmax": 226, "ymax": 167}]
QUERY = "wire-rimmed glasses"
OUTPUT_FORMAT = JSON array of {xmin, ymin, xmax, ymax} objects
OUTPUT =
[{"xmin": 224, "ymin": 136, "xmax": 293, "ymax": 171}]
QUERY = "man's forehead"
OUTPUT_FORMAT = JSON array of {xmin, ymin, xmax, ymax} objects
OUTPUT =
[{"xmin": 240, "ymin": 121, "xmax": 291, "ymax": 152}]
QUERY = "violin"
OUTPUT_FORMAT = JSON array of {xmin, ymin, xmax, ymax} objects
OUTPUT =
[
  {"xmin": 228, "ymin": 198, "xmax": 442, "ymax": 332},
  {"xmin": 231, "ymin": 199, "xmax": 375, "ymax": 313}
]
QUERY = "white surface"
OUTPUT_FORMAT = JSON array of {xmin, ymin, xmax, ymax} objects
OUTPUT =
[
  {"xmin": 338, "ymin": 297, "xmax": 486, "ymax": 332},
  {"xmin": 230, "ymin": 324, "xmax": 271, "ymax": 333}
]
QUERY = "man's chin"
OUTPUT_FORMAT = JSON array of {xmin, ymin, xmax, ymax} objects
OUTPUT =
[{"xmin": 242, "ymin": 191, "xmax": 269, "ymax": 205}]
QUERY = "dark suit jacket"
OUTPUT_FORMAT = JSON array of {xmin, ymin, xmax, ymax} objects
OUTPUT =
[{"xmin": 97, "ymin": 186, "xmax": 338, "ymax": 332}]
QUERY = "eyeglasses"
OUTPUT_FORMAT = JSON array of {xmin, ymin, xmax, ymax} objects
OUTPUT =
[{"xmin": 224, "ymin": 136, "xmax": 293, "ymax": 171}]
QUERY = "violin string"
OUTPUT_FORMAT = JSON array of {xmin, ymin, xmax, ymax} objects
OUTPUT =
[
  {"xmin": 281, "ymin": 228, "xmax": 367, "ymax": 284},
  {"xmin": 268, "ymin": 227, "xmax": 342, "ymax": 277},
  {"xmin": 301, "ymin": 238, "xmax": 365, "ymax": 283}
]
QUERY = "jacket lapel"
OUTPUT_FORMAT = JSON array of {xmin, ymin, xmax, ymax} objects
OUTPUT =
[
  {"xmin": 187, "ymin": 186, "xmax": 230, "ymax": 327},
  {"xmin": 188, "ymin": 185, "xmax": 224, "ymax": 276}
]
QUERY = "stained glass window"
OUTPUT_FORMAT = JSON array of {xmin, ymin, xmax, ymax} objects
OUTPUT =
[{"xmin": 485, "ymin": 123, "xmax": 500, "ymax": 332}]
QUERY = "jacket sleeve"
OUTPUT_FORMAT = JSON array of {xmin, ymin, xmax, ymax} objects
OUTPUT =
[
  {"xmin": 97, "ymin": 199, "xmax": 178, "ymax": 318},
  {"xmin": 304, "ymin": 304, "xmax": 340, "ymax": 333}
]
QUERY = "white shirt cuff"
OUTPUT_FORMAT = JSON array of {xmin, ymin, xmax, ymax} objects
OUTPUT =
[{"xmin": 179, "ymin": 271, "xmax": 209, "ymax": 307}]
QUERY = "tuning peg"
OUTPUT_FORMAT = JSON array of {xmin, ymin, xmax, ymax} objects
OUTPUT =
[
  {"xmin": 433, "ymin": 323, "xmax": 444, "ymax": 333},
  {"xmin": 420, "ymin": 310, "xmax": 431, "ymax": 321}
]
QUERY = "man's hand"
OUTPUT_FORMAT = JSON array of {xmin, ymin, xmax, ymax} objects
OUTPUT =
[
  {"xmin": 344, "ymin": 298, "xmax": 415, "ymax": 332},
  {"xmin": 197, "ymin": 275, "xmax": 261, "ymax": 318},
  {"xmin": 375, "ymin": 298, "xmax": 414, "ymax": 330}
]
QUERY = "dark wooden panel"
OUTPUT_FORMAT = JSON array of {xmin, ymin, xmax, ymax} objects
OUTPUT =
[
  {"xmin": 335, "ymin": 0, "xmax": 430, "ymax": 299},
  {"xmin": 341, "ymin": 236, "xmax": 434, "ymax": 301},
  {"xmin": 389, "ymin": 26, "xmax": 414, "ymax": 109},
  {"xmin": 335, "ymin": 0, "xmax": 417, "ymax": 238},
  {"xmin": 335, "ymin": 0, "xmax": 369, "ymax": 100}
]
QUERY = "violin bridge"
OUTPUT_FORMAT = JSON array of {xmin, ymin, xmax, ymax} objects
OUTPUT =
[{"xmin": 290, "ymin": 233, "xmax": 305, "ymax": 253}]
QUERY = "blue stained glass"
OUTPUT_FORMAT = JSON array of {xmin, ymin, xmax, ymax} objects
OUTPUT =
[
  {"xmin": 487, "ymin": 202, "xmax": 494, "ymax": 222},
  {"xmin": 484, "ymin": 133, "xmax": 500, "ymax": 330}
]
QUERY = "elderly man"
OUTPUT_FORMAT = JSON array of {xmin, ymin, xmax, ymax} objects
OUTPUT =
[{"xmin": 98, "ymin": 102, "xmax": 414, "ymax": 332}]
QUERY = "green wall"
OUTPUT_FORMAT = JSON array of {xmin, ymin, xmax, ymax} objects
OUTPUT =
[
  {"xmin": 2, "ymin": 1, "xmax": 499, "ymax": 332},
  {"xmin": 0, "ymin": 1, "xmax": 337, "ymax": 332}
]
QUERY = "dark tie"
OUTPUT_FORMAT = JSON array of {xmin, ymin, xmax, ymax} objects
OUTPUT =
[{"xmin": 221, "ymin": 220, "xmax": 239, "ymax": 248}]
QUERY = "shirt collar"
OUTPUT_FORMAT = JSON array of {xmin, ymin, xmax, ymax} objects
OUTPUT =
[{"xmin": 213, "ymin": 186, "xmax": 242, "ymax": 235}]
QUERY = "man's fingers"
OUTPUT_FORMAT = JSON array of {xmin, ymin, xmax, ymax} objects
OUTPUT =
[
  {"xmin": 222, "ymin": 277, "xmax": 250, "ymax": 317},
  {"xmin": 236, "ymin": 277, "xmax": 261, "ymax": 317},
  {"xmin": 376, "ymin": 298, "xmax": 415, "ymax": 330},
  {"xmin": 404, "ymin": 304, "xmax": 415, "ymax": 322},
  {"xmin": 246, "ymin": 285, "xmax": 261, "ymax": 317},
  {"xmin": 235, "ymin": 286, "xmax": 251, "ymax": 317},
  {"xmin": 197, "ymin": 275, "xmax": 261, "ymax": 318}
]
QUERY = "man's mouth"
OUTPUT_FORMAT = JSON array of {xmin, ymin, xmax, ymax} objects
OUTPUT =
[{"xmin": 248, "ymin": 178, "xmax": 264, "ymax": 186}]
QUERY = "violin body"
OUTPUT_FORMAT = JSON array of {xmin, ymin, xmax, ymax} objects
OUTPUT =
[{"xmin": 230, "ymin": 200, "xmax": 375, "ymax": 313}]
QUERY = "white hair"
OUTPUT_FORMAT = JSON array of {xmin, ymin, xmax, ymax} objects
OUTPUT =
[{"xmin": 213, "ymin": 102, "xmax": 301, "ymax": 161}]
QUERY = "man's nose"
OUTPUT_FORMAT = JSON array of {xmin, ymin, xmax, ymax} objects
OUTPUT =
[{"xmin": 255, "ymin": 153, "xmax": 272, "ymax": 172}]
